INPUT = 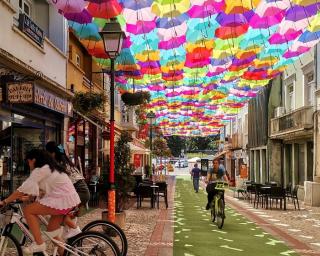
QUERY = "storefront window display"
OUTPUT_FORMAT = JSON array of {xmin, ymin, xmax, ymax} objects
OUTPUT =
[{"xmin": 0, "ymin": 108, "xmax": 62, "ymax": 196}]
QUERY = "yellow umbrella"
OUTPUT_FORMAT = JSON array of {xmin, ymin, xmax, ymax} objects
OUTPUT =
[
  {"xmin": 225, "ymin": 0, "xmax": 261, "ymax": 13},
  {"xmin": 135, "ymin": 50, "xmax": 160, "ymax": 62},
  {"xmin": 292, "ymin": 0, "xmax": 318, "ymax": 6},
  {"xmin": 151, "ymin": 0, "xmax": 190, "ymax": 17},
  {"xmin": 308, "ymin": 12, "xmax": 320, "ymax": 32}
]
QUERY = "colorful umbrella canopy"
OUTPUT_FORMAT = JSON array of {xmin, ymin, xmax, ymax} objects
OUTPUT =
[{"xmin": 53, "ymin": 0, "xmax": 320, "ymax": 136}]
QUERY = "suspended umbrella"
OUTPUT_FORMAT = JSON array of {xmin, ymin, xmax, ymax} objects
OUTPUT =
[
  {"xmin": 122, "ymin": 7, "xmax": 156, "ymax": 24},
  {"xmin": 269, "ymin": 30, "xmax": 302, "ymax": 44},
  {"xmin": 64, "ymin": 9, "xmax": 92, "ymax": 24},
  {"xmin": 68, "ymin": 22, "xmax": 101, "ymax": 41},
  {"xmin": 126, "ymin": 20, "xmax": 156, "ymax": 34},
  {"xmin": 151, "ymin": 0, "xmax": 191, "ymax": 17},
  {"xmin": 87, "ymin": 1, "xmax": 122, "ymax": 19},
  {"xmin": 224, "ymin": 0, "xmax": 261, "ymax": 14},
  {"xmin": 285, "ymin": 3, "xmax": 320, "ymax": 21},
  {"xmin": 158, "ymin": 35, "xmax": 186, "ymax": 49},
  {"xmin": 216, "ymin": 24, "xmax": 249, "ymax": 39},
  {"xmin": 51, "ymin": 0, "xmax": 85, "ymax": 13},
  {"xmin": 188, "ymin": 0, "xmax": 225, "ymax": 18},
  {"xmin": 119, "ymin": 0, "xmax": 153, "ymax": 9},
  {"xmin": 158, "ymin": 22, "xmax": 188, "ymax": 41},
  {"xmin": 156, "ymin": 14, "xmax": 189, "ymax": 29}
]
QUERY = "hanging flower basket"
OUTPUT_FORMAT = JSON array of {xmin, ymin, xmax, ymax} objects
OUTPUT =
[
  {"xmin": 121, "ymin": 91, "xmax": 151, "ymax": 106},
  {"xmin": 72, "ymin": 92, "xmax": 106, "ymax": 114}
]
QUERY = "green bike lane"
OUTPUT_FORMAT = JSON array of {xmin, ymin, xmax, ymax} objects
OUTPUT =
[{"xmin": 173, "ymin": 178, "xmax": 299, "ymax": 256}]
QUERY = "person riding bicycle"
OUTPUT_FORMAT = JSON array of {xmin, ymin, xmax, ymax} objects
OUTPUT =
[
  {"xmin": 0, "ymin": 149, "xmax": 80, "ymax": 254},
  {"xmin": 205, "ymin": 158, "xmax": 229, "ymax": 210}
]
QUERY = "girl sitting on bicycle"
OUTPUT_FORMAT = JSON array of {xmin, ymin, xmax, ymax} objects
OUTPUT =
[
  {"xmin": 46, "ymin": 141, "xmax": 90, "ymax": 239},
  {"xmin": 0, "ymin": 149, "xmax": 81, "ymax": 254}
]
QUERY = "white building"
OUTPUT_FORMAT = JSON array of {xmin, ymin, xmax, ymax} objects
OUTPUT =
[{"xmin": 0, "ymin": 0, "xmax": 72, "ymax": 194}]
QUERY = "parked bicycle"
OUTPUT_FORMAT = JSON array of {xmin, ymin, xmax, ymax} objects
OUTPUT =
[
  {"xmin": 210, "ymin": 182, "xmax": 228, "ymax": 229},
  {"xmin": 0, "ymin": 201, "xmax": 121, "ymax": 256}
]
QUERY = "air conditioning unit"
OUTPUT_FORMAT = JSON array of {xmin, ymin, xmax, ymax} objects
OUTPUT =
[{"xmin": 274, "ymin": 107, "xmax": 285, "ymax": 117}]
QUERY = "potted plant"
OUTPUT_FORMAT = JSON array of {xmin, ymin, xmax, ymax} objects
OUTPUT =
[
  {"xmin": 121, "ymin": 91, "xmax": 151, "ymax": 106},
  {"xmin": 102, "ymin": 132, "xmax": 136, "ymax": 228},
  {"xmin": 72, "ymin": 92, "xmax": 106, "ymax": 114}
]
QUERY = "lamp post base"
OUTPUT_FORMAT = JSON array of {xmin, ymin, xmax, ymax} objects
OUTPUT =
[{"xmin": 107, "ymin": 189, "xmax": 116, "ymax": 223}]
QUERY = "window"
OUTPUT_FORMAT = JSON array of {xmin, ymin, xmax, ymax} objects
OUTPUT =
[
  {"xmin": 76, "ymin": 54, "xmax": 81, "ymax": 67},
  {"xmin": 286, "ymin": 83, "xmax": 294, "ymax": 112},
  {"xmin": 305, "ymin": 72, "xmax": 314, "ymax": 106},
  {"xmin": 19, "ymin": 0, "xmax": 31, "ymax": 16},
  {"xmin": 69, "ymin": 46, "xmax": 73, "ymax": 61}
]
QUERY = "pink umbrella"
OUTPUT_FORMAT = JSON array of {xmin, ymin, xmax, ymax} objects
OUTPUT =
[
  {"xmin": 269, "ymin": 30, "xmax": 302, "ymax": 44},
  {"xmin": 52, "ymin": 0, "xmax": 85, "ymax": 13},
  {"xmin": 126, "ymin": 20, "xmax": 156, "ymax": 34},
  {"xmin": 158, "ymin": 35, "xmax": 186, "ymax": 49},
  {"xmin": 249, "ymin": 12, "xmax": 284, "ymax": 28},
  {"xmin": 283, "ymin": 46, "xmax": 311, "ymax": 58}
]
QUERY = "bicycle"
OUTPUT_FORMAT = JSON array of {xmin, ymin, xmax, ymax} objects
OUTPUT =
[
  {"xmin": 12, "ymin": 203, "xmax": 128, "ymax": 256},
  {"xmin": 0, "ymin": 201, "xmax": 121, "ymax": 256},
  {"xmin": 210, "ymin": 182, "xmax": 228, "ymax": 229}
]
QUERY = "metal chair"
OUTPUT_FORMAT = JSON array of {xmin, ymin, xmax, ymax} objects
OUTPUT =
[{"xmin": 156, "ymin": 182, "xmax": 168, "ymax": 208}]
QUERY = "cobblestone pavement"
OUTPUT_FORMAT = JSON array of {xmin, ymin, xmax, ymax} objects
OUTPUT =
[{"xmin": 77, "ymin": 178, "xmax": 174, "ymax": 256}]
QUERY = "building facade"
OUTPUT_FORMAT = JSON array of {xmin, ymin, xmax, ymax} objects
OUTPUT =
[{"xmin": 0, "ymin": 0, "xmax": 71, "ymax": 195}]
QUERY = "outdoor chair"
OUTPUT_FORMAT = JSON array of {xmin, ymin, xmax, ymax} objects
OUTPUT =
[
  {"xmin": 269, "ymin": 186, "xmax": 286, "ymax": 210},
  {"xmin": 285, "ymin": 183, "xmax": 292, "ymax": 200},
  {"xmin": 136, "ymin": 184, "xmax": 156, "ymax": 208},
  {"xmin": 156, "ymin": 182, "xmax": 168, "ymax": 208},
  {"xmin": 254, "ymin": 184, "xmax": 268, "ymax": 209},
  {"xmin": 246, "ymin": 185, "xmax": 256, "ymax": 203},
  {"xmin": 287, "ymin": 185, "xmax": 300, "ymax": 210}
]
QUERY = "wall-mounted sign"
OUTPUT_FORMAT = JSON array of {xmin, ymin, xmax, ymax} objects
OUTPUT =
[
  {"xmin": 19, "ymin": 14, "xmax": 44, "ymax": 47},
  {"xmin": 7, "ymin": 83, "xmax": 33, "ymax": 103},
  {"xmin": 6, "ymin": 83, "xmax": 72, "ymax": 116}
]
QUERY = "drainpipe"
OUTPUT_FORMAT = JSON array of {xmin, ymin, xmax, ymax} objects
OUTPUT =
[{"xmin": 313, "ymin": 46, "xmax": 318, "ymax": 182}]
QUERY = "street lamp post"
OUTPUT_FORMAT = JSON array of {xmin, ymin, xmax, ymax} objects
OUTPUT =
[
  {"xmin": 147, "ymin": 111, "xmax": 156, "ymax": 175},
  {"xmin": 99, "ymin": 19, "xmax": 124, "ymax": 223}
]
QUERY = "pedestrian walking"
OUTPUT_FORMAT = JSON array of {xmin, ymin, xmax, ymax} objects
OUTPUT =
[{"xmin": 191, "ymin": 163, "xmax": 201, "ymax": 193}]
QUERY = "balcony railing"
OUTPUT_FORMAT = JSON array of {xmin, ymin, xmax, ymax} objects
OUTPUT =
[
  {"xmin": 121, "ymin": 108, "xmax": 139, "ymax": 131},
  {"xmin": 270, "ymin": 106, "xmax": 313, "ymax": 136}
]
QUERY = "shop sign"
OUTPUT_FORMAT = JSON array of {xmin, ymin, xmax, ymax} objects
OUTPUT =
[
  {"xmin": 7, "ymin": 83, "xmax": 33, "ymax": 103},
  {"xmin": 134, "ymin": 154, "xmax": 142, "ymax": 168},
  {"xmin": 19, "ymin": 14, "xmax": 44, "ymax": 47},
  {"xmin": 6, "ymin": 83, "xmax": 72, "ymax": 116},
  {"xmin": 34, "ymin": 85, "xmax": 72, "ymax": 116}
]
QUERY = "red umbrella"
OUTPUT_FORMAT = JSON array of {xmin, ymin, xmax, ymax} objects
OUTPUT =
[
  {"xmin": 215, "ymin": 24, "xmax": 249, "ymax": 39},
  {"xmin": 87, "ymin": 0, "xmax": 122, "ymax": 19}
]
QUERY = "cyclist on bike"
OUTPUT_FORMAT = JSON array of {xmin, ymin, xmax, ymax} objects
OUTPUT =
[{"xmin": 205, "ymin": 158, "xmax": 229, "ymax": 210}]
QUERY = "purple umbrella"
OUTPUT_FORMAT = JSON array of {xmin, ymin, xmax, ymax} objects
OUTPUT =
[
  {"xmin": 156, "ymin": 14, "xmax": 189, "ymax": 29},
  {"xmin": 216, "ymin": 11, "xmax": 253, "ymax": 26},
  {"xmin": 285, "ymin": 3, "xmax": 320, "ymax": 21},
  {"xmin": 158, "ymin": 35, "xmax": 186, "ymax": 50},
  {"xmin": 64, "ymin": 9, "xmax": 92, "ymax": 24},
  {"xmin": 118, "ymin": 0, "xmax": 153, "ymax": 10}
]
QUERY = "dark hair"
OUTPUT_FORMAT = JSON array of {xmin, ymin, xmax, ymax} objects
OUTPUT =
[
  {"xmin": 194, "ymin": 163, "xmax": 198, "ymax": 167},
  {"xmin": 46, "ymin": 141, "xmax": 75, "ymax": 169},
  {"xmin": 26, "ymin": 149, "xmax": 67, "ymax": 174},
  {"xmin": 213, "ymin": 159, "xmax": 219, "ymax": 164}
]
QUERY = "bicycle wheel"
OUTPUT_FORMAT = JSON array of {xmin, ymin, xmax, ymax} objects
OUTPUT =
[
  {"xmin": 210, "ymin": 202, "xmax": 216, "ymax": 222},
  {"xmin": 216, "ymin": 199, "xmax": 225, "ymax": 229},
  {"xmin": 0, "ymin": 233, "xmax": 23, "ymax": 256},
  {"xmin": 82, "ymin": 220, "xmax": 128, "ymax": 256},
  {"xmin": 64, "ymin": 231, "xmax": 120, "ymax": 256}
]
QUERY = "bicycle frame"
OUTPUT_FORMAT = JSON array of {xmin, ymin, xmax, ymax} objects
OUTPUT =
[
  {"xmin": 212, "ymin": 182, "xmax": 229, "ymax": 212},
  {"xmin": 0, "ymin": 205, "xmax": 93, "ymax": 256}
]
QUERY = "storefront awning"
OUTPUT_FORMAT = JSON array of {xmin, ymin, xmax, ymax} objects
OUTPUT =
[{"xmin": 130, "ymin": 143, "xmax": 150, "ymax": 154}]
